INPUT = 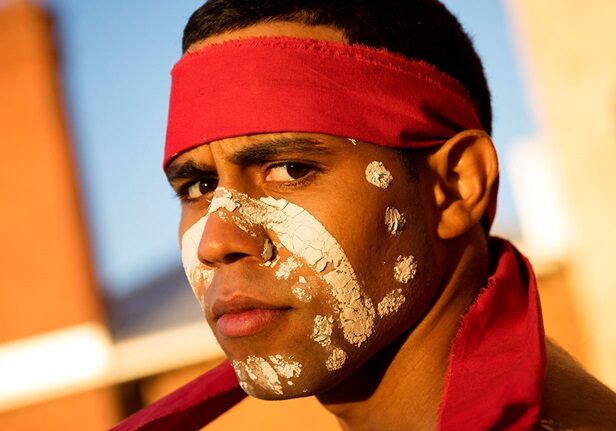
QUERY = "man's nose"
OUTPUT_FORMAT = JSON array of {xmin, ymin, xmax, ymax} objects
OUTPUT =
[{"xmin": 197, "ymin": 211, "xmax": 269, "ymax": 267}]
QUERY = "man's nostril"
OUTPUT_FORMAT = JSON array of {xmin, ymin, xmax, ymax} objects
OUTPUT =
[{"xmin": 222, "ymin": 252, "xmax": 252, "ymax": 265}]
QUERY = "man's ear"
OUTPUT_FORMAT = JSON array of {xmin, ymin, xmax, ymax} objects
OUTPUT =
[{"xmin": 427, "ymin": 129, "xmax": 499, "ymax": 240}]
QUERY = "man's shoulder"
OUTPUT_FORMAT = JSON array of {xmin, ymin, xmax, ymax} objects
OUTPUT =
[{"xmin": 539, "ymin": 339, "xmax": 616, "ymax": 430}]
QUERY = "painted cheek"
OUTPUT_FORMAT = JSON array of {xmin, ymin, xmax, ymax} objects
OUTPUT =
[
  {"xmin": 259, "ymin": 196, "xmax": 377, "ymax": 348},
  {"xmin": 180, "ymin": 214, "xmax": 214, "ymax": 309},
  {"xmin": 394, "ymin": 255, "xmax": 418, "ymax": 283},
  {"xmin": 385, "ymin": 207, "xmax": 406, "ymax": 235},
  {"xmin": 311, "ymin": 314, "xmax": 348, "ymax": 372},
  {"xmin": 183, "ymin": 188, "xmax": 377, "ymax": 388},
  {"xmin": 364, "ymin": 165, "xmax": 421, "ymax": 324},
  {"xmin": 377, "ymin": 289, "xmax": 406, "ymax": 317},
  {"xmin": 291, "ymin": 276, "xmax": 313, "ymax": 302},
  {"xmin": 208, "ymin": 187, "xmax": 377, "ymax": 349},
  {"xmin": 365, "ymin": 161, "xmax": 394, "ymax": 189},
  {"xmin": 377, "ymin": 211, "xmax": 420, "ymax": 321}
]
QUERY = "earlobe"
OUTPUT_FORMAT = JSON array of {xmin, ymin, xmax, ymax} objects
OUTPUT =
[{"xmin": 428, "ymin": 129, "xmax": 498, "ymax": 239}]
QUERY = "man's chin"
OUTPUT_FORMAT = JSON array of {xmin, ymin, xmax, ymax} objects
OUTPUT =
[
  {"xmin": 235, "ymin": 367, "xmax": 352, "ymax": 401},
  {"xmin": 241, "ymin": 385, "xmax": 317, "ymax": 400}
]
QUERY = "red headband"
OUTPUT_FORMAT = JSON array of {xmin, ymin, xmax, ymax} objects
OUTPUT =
[{"xmin": 164, "ymin": 37, "xmax": 497, "ymax": 225}]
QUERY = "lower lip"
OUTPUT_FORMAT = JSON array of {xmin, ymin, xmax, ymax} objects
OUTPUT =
[{"xmin": 217, "ymin": 309, "xmax": 287, "ymax": 338}]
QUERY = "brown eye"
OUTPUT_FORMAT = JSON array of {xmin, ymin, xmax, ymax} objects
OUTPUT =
[
  {"xmin": 187, "ymin": 177, "xmax": 218, "ymax": 199},
  {"xmin": 265, "ymin": 163, "xmax": 311, "ymax": 182},
  {"xmin": 286, "ymin": 163, "xmax": 311, "ymax": 179}
]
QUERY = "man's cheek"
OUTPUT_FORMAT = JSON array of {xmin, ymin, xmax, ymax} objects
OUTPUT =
[{"xmin": 180, "ymin": 213, "xmax": 213, "ymax": 309}]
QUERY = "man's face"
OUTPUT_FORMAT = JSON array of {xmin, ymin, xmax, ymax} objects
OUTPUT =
[{"xmin": 168, "ymin": 132, "xmax": 441, "ymax": 399}]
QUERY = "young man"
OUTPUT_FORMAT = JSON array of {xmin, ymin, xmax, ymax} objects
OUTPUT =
[{"xmin": 114, "ymin": 1, "xmax": 616, "ymax": 430}]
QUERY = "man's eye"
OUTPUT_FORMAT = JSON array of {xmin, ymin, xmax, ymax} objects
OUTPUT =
[
  {"xmin": 265, "ymin": 163, "xmax": 311, "ymax": 182},
  {"xmin": 186, "ymin": 178, "xmax": 218, "ymax": 199}
]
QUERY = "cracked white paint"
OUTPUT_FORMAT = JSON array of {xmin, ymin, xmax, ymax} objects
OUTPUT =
[
  {"xmin": 312, "ymin": 315, "xmax": 333, "ymax": 347},
  {"xmin": 209, "ymin": 188, "xmax": 239, "ymax": 213},
  {"xmin": 194, "ymin": 187, "xmax": 375, "ymax": 347},
  {"xmin": 377, "ymin": 289, "xmax": 406, "ymax": 317},
  {"xmin": 326, "ymin": 348, "xmax": 347, "ymax": 371},
  {"xmin": 269, "ymin": 355, "xmax": 302, "ymax": 379},
  {"xmin": 292, "ymin": 277, "xmax": 313, "ymax": 303},
  {"xmin": 232, "ymin": 355, "xmax": 301, "ymax": 396},
  {"xmin": 236, "ymin": 356, "xmax": 282, "ymax": 395},
  {"xmin": 181, "ymin": 186, "xmax": 377, "ymax": 388},
  {"xmin": 180, "ymin": 215, "xmax": 214, "ymax": 309},
  {"xmin": 384, "ymin": 207, "xmax": 406, "ymax": 235},
  {"xmin": 365, "ymin": 161, "xmax": 393, "ymax": 189},
  {"xmin": 394, "ymin": 255, "xmax": 417, "ymax": 284},
  {"xmin": 275, "ymin": 256, "xmax": 301, "ymax": 280}
]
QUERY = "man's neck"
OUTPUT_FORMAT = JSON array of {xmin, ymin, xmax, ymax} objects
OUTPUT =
[{"xmin": 317, "ymin": 235, "xmax": 489, "ymax": 431}]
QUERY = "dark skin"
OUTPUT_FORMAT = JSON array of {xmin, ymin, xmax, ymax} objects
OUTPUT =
[{"xmin": 169, "ymin": 21, "xmax": 616, "ymax": 431}]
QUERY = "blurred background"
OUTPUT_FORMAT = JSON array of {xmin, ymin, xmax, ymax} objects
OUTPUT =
[{"xmin": 1, "ymin": 0, "xmax": 615, "ymax": 429}]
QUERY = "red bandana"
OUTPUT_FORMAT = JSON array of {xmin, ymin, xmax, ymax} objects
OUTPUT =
[
  {"xmin": 164, "ymin": 37, "xmax": 483, "ymax": 167},
  {"xmin": 111, "ymin": 238, "xmax": 546, "ymax": 430}
]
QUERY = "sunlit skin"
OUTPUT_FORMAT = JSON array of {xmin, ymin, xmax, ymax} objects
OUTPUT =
[
  {"xmin": 161, "ymin": 20, "xmax": 616, "ymax": 431},
  {"xmin": 168, "ymin": 22, "xmax": 500, "ymax": 431},
  {"xmin": 168, "ymin": 130, "xmax": 496, "ymax": 430},
  {"xmin": 169, "ymin": 133, "xmax": 438, "ymax": 391}
]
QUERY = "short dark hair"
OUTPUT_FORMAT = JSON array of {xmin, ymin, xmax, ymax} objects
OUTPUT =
[{"xmin": 182, "ymin": 0, "xmax": 492, "ymax": 135}]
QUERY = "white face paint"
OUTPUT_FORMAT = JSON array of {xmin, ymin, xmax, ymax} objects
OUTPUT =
[
  {"xmin": 312, "ymin": 315, "xmax": 333, "ymax": 347},
  {"xmin": 291, "ymin": 276, "xmax": 313, "ymax": 302},
  {"xmin": 311, "ymin": 314, "xmax": 348, "ymax": 372},
  {"xmin": 199, "ymin": 188, "xmax": 375, "ymax": 346},
  {"xmin": 394, "ymin": 255, "xmax": 418, "ymax": 284},
  {"xmin": 269, "ymin": 354, "xmax": 302, "ymax": 380},
  {"xmin": 326, "ymin": 348, "xmax": 347, "ymax": 371},
  {"xmin": 275, "ymin": 256, "xmax": 302, "ymax": 280},
  {"xmin": 180, "ymin": 215, "xmax": 214, "ymax": 310},
  {"xmin": 385, "ymin": 207, "xmax": 406, "ymax": 235},
  {"xmin": 377, "ymin": 288, "xmax": 406, "ymax": 318},
  {"xmin": 180, "ymin": 187, "xmax": 376, "ymax": 393},
  {"xmin": 365, "ymin": 161, "xmax": 394, "ymax": 189},
  {"xmin": 232, "ymin": 355, "xmax": 301, "ymax": 396}
]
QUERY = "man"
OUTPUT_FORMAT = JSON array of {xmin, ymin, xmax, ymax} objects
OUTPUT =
[{"xmin": 113, "ymin": 1, "xmax": 616, "ymax": 430}]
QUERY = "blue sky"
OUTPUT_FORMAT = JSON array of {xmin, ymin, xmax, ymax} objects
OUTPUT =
[{"xmin": 46, "ymin": 1, "xmax": 534, "ymax": 297}]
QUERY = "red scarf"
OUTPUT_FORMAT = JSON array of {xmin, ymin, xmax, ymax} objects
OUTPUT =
[{"xmin": 111, "ymin": 238, "xmax": 546, "ymax": 430}]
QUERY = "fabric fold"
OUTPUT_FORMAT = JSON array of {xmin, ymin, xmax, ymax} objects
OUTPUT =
[{"xmin": 110, "ymin": 361, "xmax": 244, "ymax": 431}]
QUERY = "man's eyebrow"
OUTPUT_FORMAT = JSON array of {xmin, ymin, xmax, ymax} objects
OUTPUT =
[
  {"xmin": 165, "ymin": 137, "xmax": 336, "ymax": 183},
  {"xmin": 226, "ymin": 137, "xmax": 336, "ymax": 165},
  {"xmin": 165, "ymin": 160, "xmax": 214, "ymax": 184}
]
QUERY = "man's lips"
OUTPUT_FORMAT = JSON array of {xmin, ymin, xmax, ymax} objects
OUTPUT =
[
  {"xmin": 217, "ymin": 309, "xmax": 289, "ymax": 338},
  {"xmin": 212, "ymin": 296, "xmax": 291, "ymax": 338}
]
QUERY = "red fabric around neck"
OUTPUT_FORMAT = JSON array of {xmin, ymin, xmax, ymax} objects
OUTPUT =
[
  {"xmin": 111, "ymin": 239, "xmax": 545, "ymax": 430},
  {"xmin": 110, "ymin": 361, "xmax": 244, "ymax": 431},
  {"xmin": 437, "ymin": 238, "xmax": 546, "ymax": 430}
]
